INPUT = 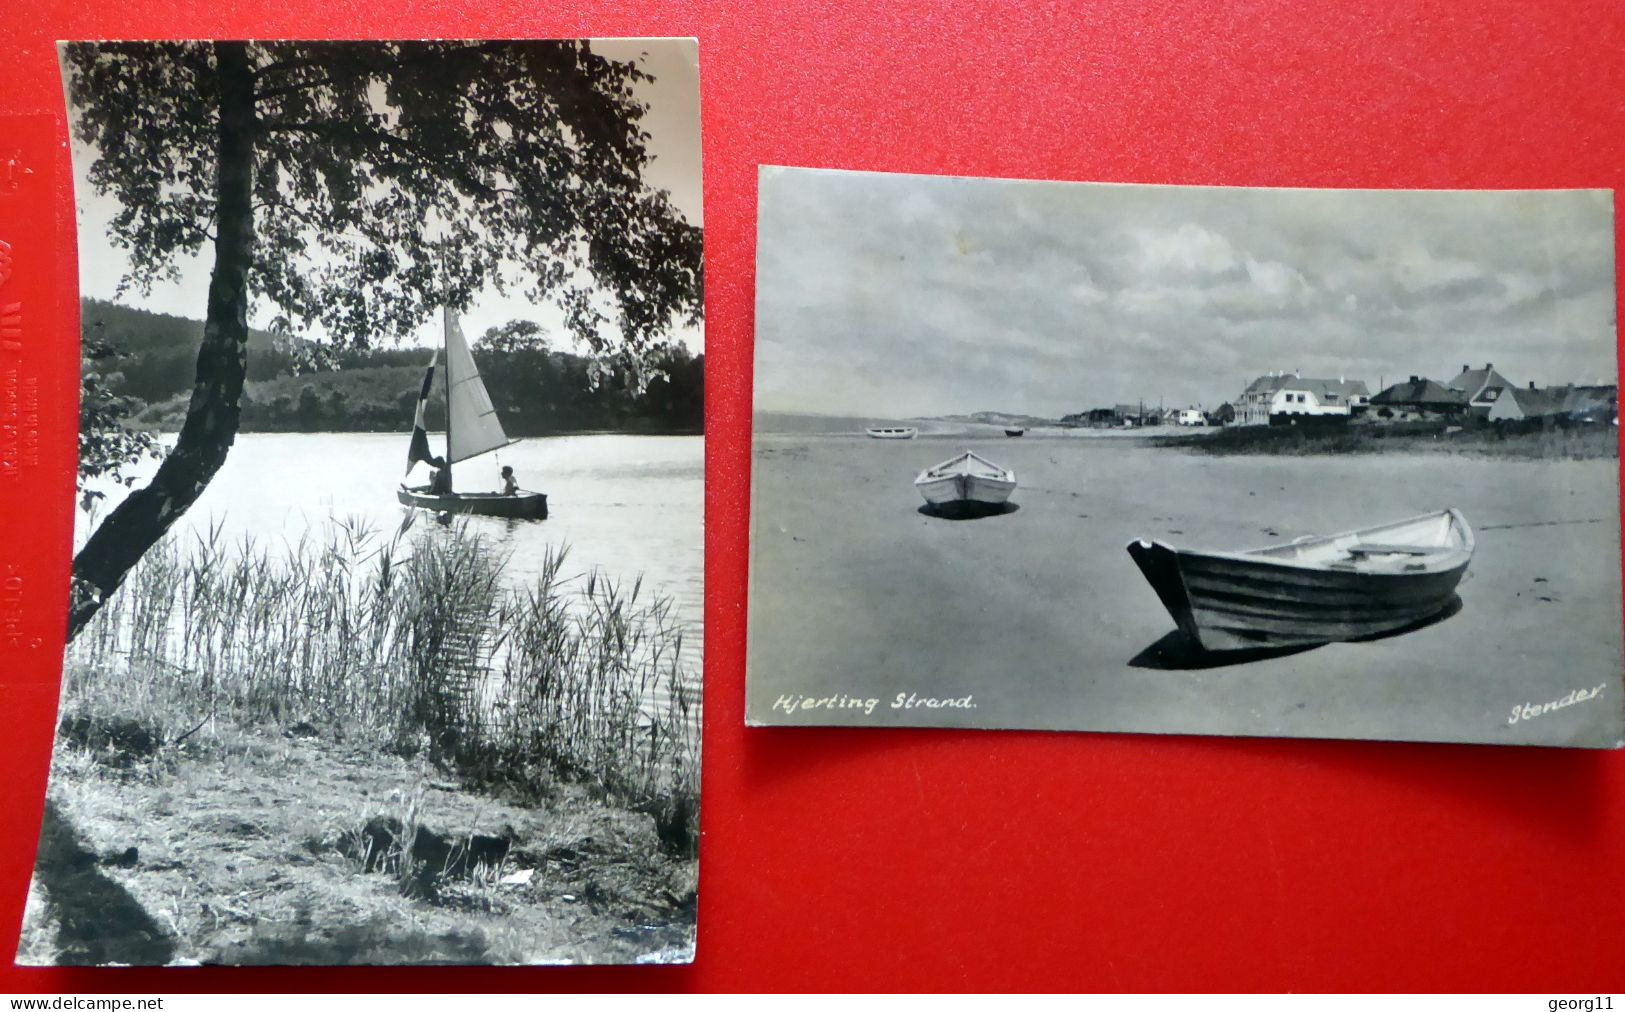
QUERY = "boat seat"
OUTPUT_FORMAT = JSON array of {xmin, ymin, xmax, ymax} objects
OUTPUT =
[{"xmin": 1347, "ymin": 542, "xmax": 1445, "ymax": 557}]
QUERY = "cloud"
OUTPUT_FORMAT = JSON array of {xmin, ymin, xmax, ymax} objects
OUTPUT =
[
  {"xmin": 1129, "ymin": 222, "xmax": 1238, "ymax": 277},
  {"xmin": 1067, "ymin": 273, "xmax": 1110, "ymax": 305},
  {"xmin": 1242, "ymin": 257, "xmax": 1306, "ymax": 302},
  {"xmin": 754, "ymin": 169, "xmax": 1617, "ymax": 416}
]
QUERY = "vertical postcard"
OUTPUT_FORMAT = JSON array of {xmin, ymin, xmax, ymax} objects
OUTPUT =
[
  {"xmin": 22, "ymin": 39, "xmax": 704, "ymax": 965},
  {"xmin": 748, "ymin": 166, "xmax": 1622, "ymax": 748}
]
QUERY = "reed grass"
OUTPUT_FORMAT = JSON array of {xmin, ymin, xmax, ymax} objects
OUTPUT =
[{"xmin": 63, "ymin": 511, "xmax": 701, "ymax": 855}]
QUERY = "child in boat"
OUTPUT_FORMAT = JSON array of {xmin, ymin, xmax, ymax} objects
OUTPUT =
[{"xmin": 500, "ymin": 465, "xmax": 518, "ymax": 496}]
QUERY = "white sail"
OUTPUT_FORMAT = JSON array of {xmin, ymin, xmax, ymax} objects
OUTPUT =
[{"xmin": 443, "ymin": 307, "xmax": 510, "ymax": 464}]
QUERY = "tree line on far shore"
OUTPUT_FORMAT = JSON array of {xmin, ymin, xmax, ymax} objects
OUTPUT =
[{"xmin": 83, "ymin": 299, "xmax": 704, "ymax": 437}]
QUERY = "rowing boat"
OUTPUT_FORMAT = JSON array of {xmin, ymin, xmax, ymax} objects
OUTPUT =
[
  {"xmin": 915, "ymin": 450, "xmax": 1016, "ymax": 515},
  {"xmin": 866, "ymin": 426, "xmax": 918, "ymax": 439},
  {"xmin": 1004, "ymin": 428, "xmax": 1026, "ymax": 437},
  {"xmin": 1126, "ymin": 508, "xmax": 1472, "ymax": 650}
]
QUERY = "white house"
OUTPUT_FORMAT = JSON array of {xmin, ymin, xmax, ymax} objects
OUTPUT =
[
  {"xmin": 1234, "ymin": 372, "xmax": 1371, "ymax": 426},
  {"xmin": 1174, "ymin": 408, "xmax": 1206, "ymax": 426}
]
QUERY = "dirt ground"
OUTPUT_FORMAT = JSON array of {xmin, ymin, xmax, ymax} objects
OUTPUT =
[
  {"xmin": 747, "ymin": 431, "xmax": 1624, "ymax": 747},
  {"xmin": 17, "ymin": 724, "xmax": 696, "ymax": 966}
]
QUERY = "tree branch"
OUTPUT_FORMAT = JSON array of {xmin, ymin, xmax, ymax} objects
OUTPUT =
[
  {"xmin": 178, "ymin": 220, "xmax": 217, "ymax": 244},
  {"xmin": 253, "ymin": 41, "xmax": 530, "ymax": 100},
  {"xmin": 259, "ymin": 120, "xmax": 508, "ymax": 200}
]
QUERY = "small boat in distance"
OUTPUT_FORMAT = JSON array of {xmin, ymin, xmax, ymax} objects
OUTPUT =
[
  {"xmin": 915, "ymin": 450, "xmax": 1017, "ymax": 516},
  {"xmin": 866, "ymin": 426, "xmax": 918, "ymax": 439},
  {"xmin": 398, "ymin": 308, "xmax": 548, "ymax": 520},
  {"xmin": 1004, "ymin": 427, "xmax": 1026, "ymax": 437},
  {"xmin": 1127, "ymin": 508, "xmax": 1472, "ymax": 651}
]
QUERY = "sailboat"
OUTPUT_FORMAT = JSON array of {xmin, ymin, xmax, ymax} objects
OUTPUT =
[{"xmin": 397, "ymin": 308, "xmax": 549, "ymax": 520}]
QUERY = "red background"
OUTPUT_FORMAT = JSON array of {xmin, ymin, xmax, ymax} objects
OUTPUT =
[{"xmin": 2, "ymin": 0, "xmax": 1624, "ymax": 993}]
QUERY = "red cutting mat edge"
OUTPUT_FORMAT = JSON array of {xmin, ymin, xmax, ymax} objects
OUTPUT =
[{"xmin": 1, "ymin": 0, "xmax": 1623, "ymax": 993}]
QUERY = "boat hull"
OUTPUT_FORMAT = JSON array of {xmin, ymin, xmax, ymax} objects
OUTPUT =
[
  {"xmin": 916, "ymin": 473, "xmax": 1016, "ymax": 507},
  {"xmin": 398, "ymin": 486, "xmax": 548, "ymax": 520},
  {"xmin": 1004, "ymin": 428, "xmax": 1025, "ymax": 437},
  {"xmin": 914, "ymin": 449, "xmax": 1018, "ymax": 516},
  {"xmin": 915, "ymin": 474, "xmax": 1017, "ymax": 518},
  {"xmin": 1127, "ymin": 510, "xmax": 1472, "ymax": 650},
  {"xmin": 866, "ymin": 427, "xmax": 918, "ymax": 439}
]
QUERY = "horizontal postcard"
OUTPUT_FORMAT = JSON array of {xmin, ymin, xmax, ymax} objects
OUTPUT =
[
  {"xmin": 748, "ymin": 166, "xmax": 1623, "ymax": 748},
  {"xmin": 23, "ymin": 39, "xmax": 703, "ymax": 966}
]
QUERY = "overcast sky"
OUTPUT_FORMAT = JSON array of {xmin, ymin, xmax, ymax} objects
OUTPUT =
[
  {"xmin": 754, "ymin": 167, "xmax": 1617, "ymax": 418},
  {"xmin": 71, "ymin": 38, "xmax": 703, "ymax": 352}
]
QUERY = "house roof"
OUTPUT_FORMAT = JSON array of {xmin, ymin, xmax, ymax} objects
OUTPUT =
[
  {"xmin": 1560, "ymin": 385, "xmax": 1617, "ymax": 414},
  {"xmin": 1370, "ymin": 379, "xmax": 1469, "ymax": 407},
  {"xmin": 1242, "ymin": 374, "xmax": 1370, "ymax": 399},
  {"xmin": 1513, "ymin": 384, "xmax": 1618, "ymax": 418},
  {"xmin": 1447, "ymin": 365, "xmax": 1515, "ymax": 401},
  {"xmin": 1511, "ymin": 387, "xmax": 1556, "ymax": 416}
]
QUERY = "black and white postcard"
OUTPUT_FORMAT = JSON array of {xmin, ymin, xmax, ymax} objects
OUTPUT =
[
  {"xmin": 22, "ymin": 39, "xmax": 703, "ymax": 966},
  {"xmin": 748, "ymin": 166, "xmax": 1622, "ymax": 748}
]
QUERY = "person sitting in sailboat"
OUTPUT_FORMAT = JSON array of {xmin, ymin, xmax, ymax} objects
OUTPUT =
[{"xmin": 397, "ymin": 308, "xmax": 546, "ymax": 519}]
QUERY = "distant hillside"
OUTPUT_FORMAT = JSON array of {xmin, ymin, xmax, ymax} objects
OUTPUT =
[
  {"xmin": 83, "ymin": 298, "xmax": 287, "ymax": 354},
  {"xmin": 93, "ymin": 300, "xmax": 703, "ymax": 436},
  {"xmin": 753, "ymin": 411, "xmax": 922, "ymax": 434},
  {"xmin": 927, "ymin": 411, "xmax": 1059, "ymax": 429},
  {"xmin": 83, "ymin": 298, "xmax": 299, "ymax": 403},
  {"xmin": 134, "ymin": 364, "xmax": 435, "ymax": 433}
]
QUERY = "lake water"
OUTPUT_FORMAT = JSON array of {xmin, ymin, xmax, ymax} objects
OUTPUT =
[{"xmin": 85, "ymin": 432, "xmax": 704, "ymax": 666}]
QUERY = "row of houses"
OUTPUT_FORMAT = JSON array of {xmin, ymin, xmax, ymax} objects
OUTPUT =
[
  {"xmin": 1226, "ymin": 364, "xmax": 1617, "ymax": 428},
  {"xmin": 1058, "ymin": 363, "xmax": 1615, "ymax": 431},
  {"xmin": 1058, "ymin": 404, "xmax": 1208, "ymax": 428}
]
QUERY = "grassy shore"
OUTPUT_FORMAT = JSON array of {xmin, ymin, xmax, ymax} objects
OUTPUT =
[
  {"xmin": 22, "ymin": 725, "xmax": 696, "ymax": 965},
  {"xmin": 1152, "ymin": 420, "xmax": 1620, "ymax": 459},
  {"xmin": 23, "ymin": 515, "xmax": 699, "ymax": 965}
]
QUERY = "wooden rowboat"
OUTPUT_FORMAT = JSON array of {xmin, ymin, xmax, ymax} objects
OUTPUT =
[
  {"xmin": 1127, "ymin": 508, "xmax": 1472, "ymax": 651},
  {"xmin": 866, "ymin": 426, "xmax": 918, "ymax": 439},
  {"xmin": 398, "ymin": 486, "xmax": 548, "ymax": 520},
  {"xmin": 1004, "ymin": 428, "xmax": 1026, "ymax": 437},
  {"xmin": 915, "ymin": 450, "xmax": 1016, "ymax": 515}
]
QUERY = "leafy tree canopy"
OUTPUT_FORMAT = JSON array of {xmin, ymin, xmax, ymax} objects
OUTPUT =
[
  {"xmin": 64, "ymin": 39, "xmax": 703, "ymax": 640},
  {"xmin": 478, "ymin": 318, "xmax": 550, "ymax": 355},
  {"xmin": 77, "ymin": 337, "xmax": 161, "ymax": 500},
  {"xmin": 68, "ymin": 40, "xmax": 703, "ymax": 366}
]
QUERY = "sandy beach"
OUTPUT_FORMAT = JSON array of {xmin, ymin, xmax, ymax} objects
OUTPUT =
[{"xmin": 746, "ymin": 429, "xmax": 1624, "ymax": 747}]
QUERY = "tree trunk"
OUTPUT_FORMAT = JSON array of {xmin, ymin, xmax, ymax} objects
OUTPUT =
[{"xmin": 66, "ymin": 41, "xmax": 257, "ymax": 642}]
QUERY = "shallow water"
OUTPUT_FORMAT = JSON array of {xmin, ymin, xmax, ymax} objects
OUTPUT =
[{"xmin": 748, "ymin": 432, "xmax": 1623, "ymax": 745}]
